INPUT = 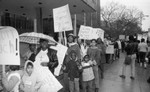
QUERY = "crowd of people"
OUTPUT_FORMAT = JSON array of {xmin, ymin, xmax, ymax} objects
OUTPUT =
[{"xmin": 1, "ymin": 33, "xmax": 150, "ymax": 92}]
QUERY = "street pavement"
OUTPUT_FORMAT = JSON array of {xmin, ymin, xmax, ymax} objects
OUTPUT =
[
  {"xmin": 0, "ymin": 52, "xmax": 150, "ymax": 92},
  {"xmin": 99, "ymin": 52, "xmax": 150, "ymax": 92}
]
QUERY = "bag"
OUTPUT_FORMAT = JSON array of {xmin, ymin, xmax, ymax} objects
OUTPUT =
[{"xmin": 124, "ymin": 55, "xmax": 132, "ymax": 65}]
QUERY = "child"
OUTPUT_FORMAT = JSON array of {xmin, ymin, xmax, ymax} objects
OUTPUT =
[
  {"xmin": 20, "ymin": 61, "xmax": 41, "ymax": 92},
  {"xmin": 81, "ymin": 55, "xmax": 96, "ymax": 92},
  {"xmin": 2, "ymin": 65, "xmax": 21, "ymax": 92},
  {"xmin": 64, "ymin": 50, "xmax": 82, "ymax": 92}
]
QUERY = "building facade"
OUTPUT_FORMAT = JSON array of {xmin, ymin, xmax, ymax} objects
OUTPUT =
[{"xmin": 0, "ymin": 0, "xmax": 100, "ymax": 39}]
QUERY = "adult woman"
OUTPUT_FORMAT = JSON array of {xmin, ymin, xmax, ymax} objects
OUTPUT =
[
  {"xmin": 36, "ymin": 38, "xmax": 58, "ymax": 74},
  {"xmin": 66, "ymin": 33, "xmax": 81, "ymax": 63},
  {"xmin": 33, "ymin": 38, "xmax": 62, "ymax": 92},
  {"xmin": 87, "ymin": 39, "xmax": 101, "ymax": 92},
  {"xmin": 2, "ymin": 65, "xmax": 21, "ymax": 92},
  {"xmin": 97, "ymin": 38, "xmax": 106, "ymax": 79},
  {"xmin": 64, "ymin": 33, "xmax": 82, "ymax": 92}
]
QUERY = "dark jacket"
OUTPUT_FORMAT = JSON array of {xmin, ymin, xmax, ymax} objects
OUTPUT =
[
  {"xmin": 125, "ymin": 41, "xmax": 138, "ymax": 55},
  {"xmin": 36, "ymin": 47, "xmax": 58, "ymax": 74},
  {"xmin": 64, "ymin": 59, "xmax": 81, "ymax": 81}
]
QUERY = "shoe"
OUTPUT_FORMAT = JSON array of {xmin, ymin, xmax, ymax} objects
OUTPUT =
[
  {"xmin": 130, "ymin": 76, "xmax": 135, "ymax": 80},
  {"xmin": 120, "ymin": 75, "xmax": 126, "ymax": 79}
]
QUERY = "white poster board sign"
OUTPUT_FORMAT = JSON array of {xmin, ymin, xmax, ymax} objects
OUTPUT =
[
  {"xmin": 137, "ymin": 34, "xmax": 142, "ymax": 41},
  {"xmin": 119, "ymin": 35, "xmax": 125, "ymax": 40},
  {"xmin": 78, "ymin": 25, "xmax": 93, "ymax": 40},
  {"xmin": 50, "ymin": 43, "xmax": 68, "ymax": 76},
  {"xmin": 91, "ymin": 28, "xmax": 104, "ymax": 41},
  {"xmin": 0, "ymin": 26, "xmax": 20, "ymax": 65},
  {"xmin": 106, "ymin": 45, "xmax": 114, "ymax": 54},
  {"xmin": 53, "ymin": 4, "xmax": 73, "ymax": 32}
]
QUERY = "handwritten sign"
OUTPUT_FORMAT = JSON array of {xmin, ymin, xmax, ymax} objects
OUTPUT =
[
  {"xmin": 53, "ymin": 4, "xmax": 73, "ymax": 32},
  {"xmin": 119, "ymin": 35, "xmax": 125, "ymax": 40},
  {"xmin": 91, "ymin": 28, "xmax": 104, "ymax": 41},
  {"xmin": 137, "ymin": 34, "xmax": 142, "ymax": 41},
  {"xmin": 106, "ymin": 45, "xmax": 114, "ymax": 54},
  {"xmin": 50, "ymin": 43, "xmax": 68, "ymax": 76},
  {"xmin": 0, "ymin": 26, "xmax": 20, "ymax": 65},
  {"xmin": 78, "ymin": 25, "xmax": 93, "ymax": 39}
]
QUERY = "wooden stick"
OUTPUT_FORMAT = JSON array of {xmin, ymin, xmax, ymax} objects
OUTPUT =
[
  {"xmin": 64, "ymin": 31, "xmax": 67, "ymax": 46},
  {"xmin": 2, "ymin": 65, "xmax": 5, "ymax": 75}
]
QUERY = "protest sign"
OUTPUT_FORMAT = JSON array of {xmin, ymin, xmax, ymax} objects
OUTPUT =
[
  {"xmin": 0, "ymin": 26, "xmax": 20, "ymax": 65},
  {"xmin": 92, "ymin": 28, "xmax": 104, "ymax": 41},
  {"xmin": 50, "ymin": 43, "xmax": 68, "ymax": 76},
  {"xmin": 78, "ymin": 25, "xmax": 93, "ymax": 40},
  {"xmin": 78, "ymin": 26, "xmax": 104, "ymax": 40},
  {"xmin": 137, "ymin": 34, "xmax": 142, "ymax": 41},
  {"xmin": 119, "ymin": 35, "xmax": 125, "ymax": 40},
  {"xmin": 53, "ymin": 4, "xmax": 73, "ymax": 32},
  {"xmin": 106, "ymin": 45, "xmax": 114, "ymax": 54}
]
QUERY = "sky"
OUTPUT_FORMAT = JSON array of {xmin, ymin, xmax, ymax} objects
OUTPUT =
[{"xmin": 101, "ymin": 0, "xmax": 150, "ymax": 31}]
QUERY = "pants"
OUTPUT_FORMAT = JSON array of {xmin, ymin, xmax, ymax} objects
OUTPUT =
[
  {"xmin": 117, "ymin": 49, "xmax": 121, "ymax": 58},
  {"xmin": 139, "ymin": 52, "xmax": 146, "ymax": 64},
  {"xmin": 82, "ymin": 80, "xmax": 94, "ymax": 92},
  {"xmin": 122, "ymin": 54, "xmax": 136, "ymax": 77},
  {"xmin": 114, "ymin": 49, "xmax": 118, "ymax": 59},
  {"xmin": 63, "ymin": 73, "xmax": 69, "ymax": 92},
  {"xmin": 106, "ymin": 54, "xmax": 113, "ymax": 63},
  {"xmin": 93, "ymin": 65, "xmax": 100, "ymax": 88},
  {"xmin": 99, "ymin": 64, "xmax": 104, "ymax": 78},
  {"xmin": 69, "ymin": 78, "xmax": 80, "ymax": 92}
]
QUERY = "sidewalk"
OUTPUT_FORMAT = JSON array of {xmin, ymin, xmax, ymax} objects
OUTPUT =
[{"xmin": 99, "ymin": 52, "xmax": 150, "ymax": 92}]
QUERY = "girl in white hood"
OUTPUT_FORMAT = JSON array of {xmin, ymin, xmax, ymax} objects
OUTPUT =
[{"xmin": 20, "ymin": 60, "xmax": 41, "ymax": 92}]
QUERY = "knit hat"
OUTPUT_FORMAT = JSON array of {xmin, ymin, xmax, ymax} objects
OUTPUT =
[{"xmin": 68, "ymin": 33, "xmax": 75, "ymax": 38}]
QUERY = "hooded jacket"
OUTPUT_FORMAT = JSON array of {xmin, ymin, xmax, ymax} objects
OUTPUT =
[
  {"xmin": 20, "ymin": 60, "xmax": 39, "ymax": 92},
  {"xmin": 64, "ymin": 51, "xmax": 82, "ymax": 81},
  {"xmin": 65, "ymin": 42, "xmax": 81, "ymax": 64}
]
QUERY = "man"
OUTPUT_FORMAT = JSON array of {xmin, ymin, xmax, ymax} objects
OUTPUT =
[
  {"xmin": 117, "ymin": 39, "xmax": 122, "ymax": 58},
  {"xmin": 138, "ymin": 38, "xmax": 148, "ymax": 68},
  {"xmin": 120, "ymin": 35, "xmax": 138, "ymax": 80},
  {"xmin": 22, "ymin": 44, "xmax": 36, "ymax": 62}
]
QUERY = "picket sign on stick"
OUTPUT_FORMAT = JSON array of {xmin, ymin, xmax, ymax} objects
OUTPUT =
[
  {"xmin": 50, "ymin": 43, "xmax": 68, "ymax": 76},
  {"xmin": 53, "ymin": 4, "xmax": 73, "ymax": 33},
  {"xmin": 0, "ymin": 26, "xmax": 20, "ymax": 75},
  {"xmin": 58, "ymin": 32, "xmax": 63, "ymax": 44}
]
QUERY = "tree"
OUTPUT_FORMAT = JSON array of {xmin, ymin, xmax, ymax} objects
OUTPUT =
[{"xmin": 101, "ymin": 2, "xmax": 144, "ymax": 38}]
